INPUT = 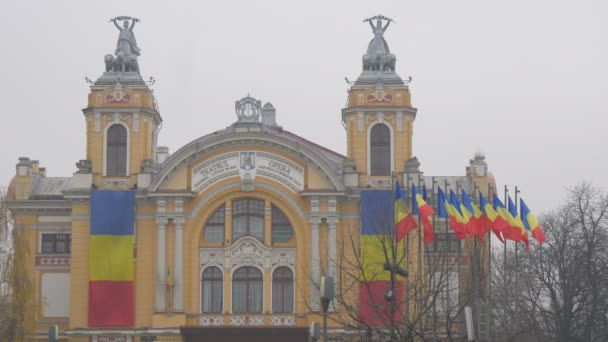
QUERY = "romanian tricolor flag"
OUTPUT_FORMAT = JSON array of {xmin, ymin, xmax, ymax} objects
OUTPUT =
[
  {"xmin": 412, "ymin": 184, "xmax": 435, "ymax": 244},
  {"xmin": 359, "ymin": 190, "xmax": 404, "ymax": 326},
  {"xmin": 89, "ymin": 190, "xmax": 135, "ymax": 327},
  {"xmin": 461, "ymin": 191, "xmax": 486, "ymax": 241},
  {"xmin": 493, "ymin": 195, "xmax": 523, "ymax": 242},
  {"xmin": 437, "ymin": 187, "xmax": 467, "ymax": 240},
  {"xmin": 479, "ymin": 192, "xmax": 505, "ymax": 243},
  {"xmin": 520, "ymin": 199, "xmax": 546, "ymax": 244},
  {"xmin": 451, "ymin": 190, "xmax": 472, "ymax": 238},
  {"xmin": 395, "ymin": 181, "xmax": 417, "ymax": 243},
  {"xmin": 508, "ymin": 196, "xmax": 529, "ymax": 249}
]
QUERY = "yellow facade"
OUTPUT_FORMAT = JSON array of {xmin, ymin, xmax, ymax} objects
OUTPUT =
[{"xmin": 7, "ymin": 16, "xmax": 493, "ymax": 342}]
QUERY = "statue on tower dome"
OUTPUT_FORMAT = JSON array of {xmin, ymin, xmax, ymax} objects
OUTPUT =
[
  {"xmin": 112, "ymin": 16, "xmax": 141, "ymax": 57},
  {"xmin": 362, "ymin": 15, "xmax": 396, "ymax": 73},
  {"xmin": 103, "ymin": 16, "xmax": 141, "ymax": 74}
]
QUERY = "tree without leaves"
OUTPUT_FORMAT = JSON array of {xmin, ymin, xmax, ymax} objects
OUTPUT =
[
  {"xmin": 316, "ymin": 206, "xmax": 473, "ymax": 342},
  {"xmin": 0, "ymin": 187, "xmax": 37, "ymax": 341},
  {"xmin": 491, "ymin": 183, "xmax": 608, "ymax": 342}
]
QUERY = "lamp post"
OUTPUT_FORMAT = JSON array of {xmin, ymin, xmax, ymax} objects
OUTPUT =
[{"xmin": 320, "ymin": 275, "xmax": 335, "ymax": 341}]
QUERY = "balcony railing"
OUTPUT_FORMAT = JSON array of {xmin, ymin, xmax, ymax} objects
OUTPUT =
[{"xmin": 197, "ymin": 314, "xmax": 297, "ymax": 327}]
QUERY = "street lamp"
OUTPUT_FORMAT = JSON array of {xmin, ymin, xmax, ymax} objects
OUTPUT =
[{"xmin": 320, "ymin": 275, "xmax": 335, "ymax": 342}]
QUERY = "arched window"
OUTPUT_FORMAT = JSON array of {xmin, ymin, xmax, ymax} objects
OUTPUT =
[
  {"xmin": 201, "ymin": 266, "xmax": 223, "ymax": 313},
  {"xmin": 232, "ymin": 199, "xmax": 264, "ymax": 241},
  {"xmin": 271, "ymin": 206, "xmax": 293, "ymax": 243},
  {"xmin": 272, "ymin": 267, "xmax": 294, "ymax": 313},
  {"xmin": 203, "ymin": 206, "xmax": 225, "ymax": 243},
  {"xmin": 232, "ymin": 266, "xmax": 263, "ymax": 313},
  {"xmin": 370, "ymin": 124, "xmax": 391, "ymax": 176},
  {"xmin": 106, "ymin": 124, "xmax": 128, "ymax": 176}
]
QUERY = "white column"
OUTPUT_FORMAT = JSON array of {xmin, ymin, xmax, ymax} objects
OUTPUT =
[
  {"xmin": 155, "ymin": 217, "xmax": 167, "ymax": 311},
  {"xmin": 328, "ymin": 217, "xmax": 338, "ymax": 282},
  {"xmin": 173, "ymin": 217, "xmax": 185, "ymax": 312},
  {"xmin": 310, "ymin": 217, "xmax": 321, "ymax": 311}
]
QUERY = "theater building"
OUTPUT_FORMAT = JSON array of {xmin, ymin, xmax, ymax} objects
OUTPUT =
[{"xmin": 7, "ymin": 15, "xmax": 492, "ymax": 342}]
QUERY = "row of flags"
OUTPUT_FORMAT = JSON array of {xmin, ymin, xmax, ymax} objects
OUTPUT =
[{"xmin": 393, "ymin": 181, "xmax": 546, "ymax": 248}]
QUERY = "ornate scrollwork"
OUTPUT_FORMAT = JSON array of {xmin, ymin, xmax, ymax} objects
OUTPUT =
[{"xmin": 235, "ymin": 96, "xmax": 261, "ymax": 122}]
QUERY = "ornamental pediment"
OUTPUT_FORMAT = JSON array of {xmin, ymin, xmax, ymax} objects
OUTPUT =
[
  {"xmin": 200, "ymin": 237, "xmax": 295, "ymax": 272},
  {"xmin": 191, "ymin": 150, "xmax": 304, "ymax": 193}
]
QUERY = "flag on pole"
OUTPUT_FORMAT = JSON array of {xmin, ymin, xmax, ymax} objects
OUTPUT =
[
  {"xmin": 395, "ymin": 181, "xmax": 417, "ymax": 243},
  {"xmin": 493, "ymin": 195, "xmax": 523, "ymax": 242},
  {"xmin": 412, "ymin": 184, "xmax": 435, "ymax": 244},
  {"xmin": 479, "ymin": 192, "xmax": 505, "ymax": 243},
  {"xmin": 520, "ymin": 198, "xmax": 546, "ymax": 244},
  {"xmin": 508, "ymin": 196, "xmax": 529, "ymax": 249},
  {"xmin": 461, "ymin": 191, "xmax": 486, "ymax": 241},
  {"xmin": 437, "ymin": 187, "xmax": 467, "ymax": 239},
  {"xmin": 451, "ymin": 190, "xmax": 473, "ymax": 236}
]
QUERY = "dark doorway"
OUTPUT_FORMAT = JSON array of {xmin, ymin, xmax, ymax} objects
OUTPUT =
[{"xmin": 180, "ymin": 326, "xmax": 309, "ymax": 342}]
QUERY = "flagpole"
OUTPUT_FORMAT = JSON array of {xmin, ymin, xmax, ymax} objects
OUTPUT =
[
  {"xmin": 514, "ymin": 186, "xmax": 520, "ymax": 332},
  {"xmin": 444, "ymin": 178, "xmax": 450, "ymax": 332},
  {"xmin": 431, "ymin": 177, "xmax": 438, "ymax": 342},
  {"xmin": 472, "ymin": 182, "xmax": 481, "ymax": 341},
  {"xmin": 417, "ymin": 176, "xmax": 423, "ymax": 339},
  {"xmin": 487, "ymin": 183, "xmax": 493, "ymax": 342},
  {"xmin": 391, "ymin": 172, "xmax": 398, "ymax": 342},
  {"xmin": 405, "ymin": 173, "xmax": 411, "ymax": 337},
  {"xmin": 503, "ymin": 185, "xmax": 509, "ymax": 339}
]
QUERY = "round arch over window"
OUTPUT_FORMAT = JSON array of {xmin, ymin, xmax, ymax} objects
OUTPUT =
[
  {"xmin": 232, "ymin": 266, "xmax": 263, "ymax": 313},
  {"xmin": 106, "ymin": 124, "xmax": 128, "ymax": 176},
  {"xmin": 201, "ymin": 266, "xmax": 223, "ymax": 313},
  {"xmin": 232, "ymin": 198, "xmax": 265, "ymax": 242},
  {"xmin": 271, "ymin": 205, "xmax": 293, "ymax": 243},
  {"xmin": 272, "ymin": 266, "xmax": 294, "ymax": 313},
  {"xmin": 203, "ymin": 205, "xmax": 225, "ymax": 243},
  {"xmin": 370, "ymin": 123, "xmax": 391, "ymax": 176}
]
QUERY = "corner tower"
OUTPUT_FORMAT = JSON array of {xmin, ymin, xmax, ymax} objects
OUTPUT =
[
  {"xmin": 81, "ymin": 17, "xmax": 162, "ymax": 189},
  {"xmin": 342, "ymin": 15, "xmax": 417, "ymax": 187}
]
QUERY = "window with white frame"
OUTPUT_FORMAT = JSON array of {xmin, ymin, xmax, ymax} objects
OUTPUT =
[
  {"xmin": 106, "ymin": 124, "xmax": 128, "ymax": 176},
  {"xmin": 232, "ymin": 266, "xmax": 263, "ymax": 313},
  {"xmin": 41, "ymin": 233, "xmax": 71, "ymax": 254},
  {"xmin": 272, "ymin": 266, "xmax": 294, "ymax": 313},
  {"xmin": 201, "ymin": 266, "xmax": 223, "ymax": 313},
  {"xmin": 370, "ymin": 123, "xmax": 391, "ymax": 176}
]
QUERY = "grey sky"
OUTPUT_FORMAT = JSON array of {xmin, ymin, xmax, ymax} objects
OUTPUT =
[{"xmin": 1, "ymin": 0, "xmax": 607, "ymax": 213}]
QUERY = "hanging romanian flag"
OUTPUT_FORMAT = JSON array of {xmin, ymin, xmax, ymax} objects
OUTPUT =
[
  {"xmin": 508, "ymin": 196, "xmax": 529, "ymax": 249},
  {"xmin": 359, "ymin": 190, "xmax": 404, "ymax": 326},
  {"xmin": 89, "ymin": 190, "xmax": 135, "ymax": 327},
  {"xmin": 493, "ymin": 195, "xmax": 524, "ymax": 242},
  {"xmin": 461, "ymin": 191, "xmax": 486, "ymax": 241},
  {"xmin": 412, "ymin": 184, "xmax": 435, "ymax": 244},
  {"xmin": 479, "ymin": 192, "xmax": 505, "ymax": 243},
  {"xmin": 437, "ymin": 187, "xmax": 467, "ymax": 240},
  {"xmin": 395, "ymin": 181, "xmax": 417, "ymax": 243},
  {"xmin": 451, "ymin": 190, "xmax": 472, "ymax": 237},
  {"xmin": 520, "ymin": 198, "xmax": 546, "ymax": 244}
]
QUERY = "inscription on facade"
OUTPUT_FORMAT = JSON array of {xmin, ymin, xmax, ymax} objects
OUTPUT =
[{"xmin": 191, "ymin": 151, "xmax": 304, "ymax": 193}]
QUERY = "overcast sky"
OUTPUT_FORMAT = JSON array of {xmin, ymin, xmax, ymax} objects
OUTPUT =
[{"xmin": 1, "ymin": 0, "xmax": 606, "ymax": 213}]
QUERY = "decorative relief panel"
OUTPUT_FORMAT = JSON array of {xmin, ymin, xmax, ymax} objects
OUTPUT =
[
  {"xmin": 200, "ymin": 237, "xmax": 295, "ymax": 274},
  {"xmin": 271, "ymin": 249, "xmax": 296, "ymax": 269},
  {"xmin": 367, "ymin": 178, "xmax": 392, "ymax": 188},
  {"xmin": 200, "ymin": 249, "xmax": 225, "ymax": 270},
  {"xmin": 191, "ymin": 151, "xmax": 304, "ymax": 193},
  {"xmin": 93, "ymin": 337, "xmax": 131, "ymax": 342},
  {"xmin": 199, "ymin": 315, "xmax": 225, "ymax": 326},
  {"xmin": 231, "ymin": 239, "xmax": 266, "ymax": 270},
  {"xmin": 271, "ymin": 315, "xmax": 296, "ymax": 326},
  {"xmin": 248, "ymin": 316, "xmax": 265, "ymax": 326},
  {"xmin": 102, "ymin": 178, "xmax": 131, "ymax": 188},
  {"xmin": 35, "ymin": 255, "xmax": 71, "ymax": 267},
  {"xmin": 230, "ymin": 315, "xmax": 246, "ymax": 326}
]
